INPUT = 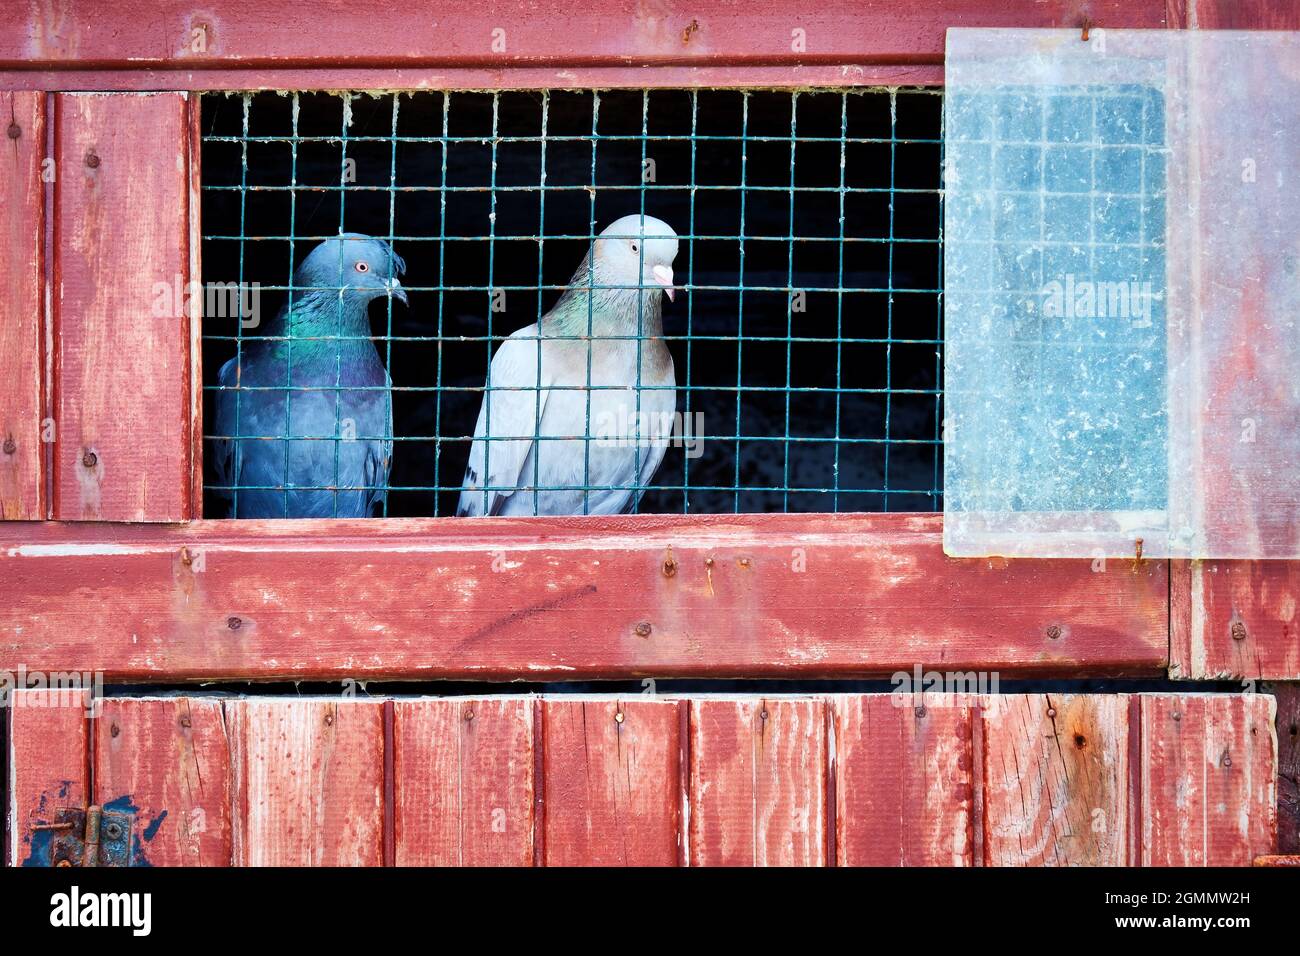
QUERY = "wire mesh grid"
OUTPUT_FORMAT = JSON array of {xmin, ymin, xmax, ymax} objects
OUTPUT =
[{"xmin": 200, "ymin": 89, "xmax": 944, "ymax": 518}]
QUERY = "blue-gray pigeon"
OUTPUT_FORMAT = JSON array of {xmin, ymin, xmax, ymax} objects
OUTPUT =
[
  {"xmin": 458, "ymin": 214, "xmax": 679, "ymax": 516},
  {"xmin": 212, "ymin": 234, "xmax": 406, "ymax": 518}
]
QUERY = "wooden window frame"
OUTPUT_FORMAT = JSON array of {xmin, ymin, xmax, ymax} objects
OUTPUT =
[{"xmin": 0, "ymin": 0, "xmax": 1295, "ymax": 684}]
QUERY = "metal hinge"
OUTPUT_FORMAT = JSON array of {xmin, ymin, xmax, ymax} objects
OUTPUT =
[{"xmin": 31, "ymin": 806, "xmax": 135, "ymax": 867}]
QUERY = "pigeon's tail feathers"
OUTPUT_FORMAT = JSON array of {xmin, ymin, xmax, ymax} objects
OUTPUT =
[{"xmin": 457, "ymin": 328, "xmax": 550, "ymax": 518}]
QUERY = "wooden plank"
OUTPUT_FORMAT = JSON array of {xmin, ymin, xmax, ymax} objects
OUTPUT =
[
  {"xmin": 51, "ymin": 92, "xmax": 190, "ymax": 522},
  {"xmin": 1165, "ymin": 0, "xmax": 1300, "ymax": 680},
  {"xmin": 1142, "ymin": 694, "xmax": 1277, "ymax": 866},
  {"xmin": 835, "ymin": 694, "xmax": 974, "ymax": 866},
  {"xmin": 0, "ymin": 2, "xmax": 1166, "ymax": 82},
  {"xmin": 392, "ymin": 697, "xmax": 534, "ymax": 866},
  {"xmin": 981, "ymin": 694, "xmax": 1128, "ymax": 866},
  {"xmin": 1180, "ymin": 0, "xmax": 1300, "ymax": 28},
  {"xmin": 688, "ymin": 698, "xmax": 826, "ymax": 866},
  {"xmin": 0, "ymin": 91, "xmax": 46, "ymax": 520},
  {"xmin": 542, "ymin": 698, "xmax": 680, "ymax": 865},
  {"xmin": 1171, "ymin": 560, "xmax": 1300, "ymax": 680},
  {"xmin": 0, "ymin": 514, "xmax": 1170, "ymax": 681},
  {"xmin": 6, "ymin": 687, "xmax": 88, "ymax": 866},
  {"xmin": 94, "ymin": 697, "xmax": 231, "ymax": 866},
  {"xmin": 227, "ymin": 698, "xmax": 384, "ymax": 866},
  {"xmin": 1273, "ymin": 683, "xmax": 1300, "ymax": 854}
]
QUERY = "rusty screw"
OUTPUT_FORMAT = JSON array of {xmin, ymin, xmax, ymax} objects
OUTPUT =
[
  {"xmin": 463, "ymin": 708, "xmax": 474, "ymax": 722},
  {"xmin": 82, "ymin": 450, "xmax": 98, "ymax": 468},
  {"xmin": 179, "ymin": 715, "xmax": 191, "ymax": 728},
  {"xmin": 104, "ymin": 822, "xmax": 123, "ymax": 840},
  {"xmin": 662, "ymin": 556, "xmax": 678, "ymax": 577},
  {"xmin": 6, "ymin": 123, "xmax": 20, "ymax": 140},
  {"xmin": 85, "ymin": 150, "xmax": 100, "ymax": 168},
  {"xmin": 1231, "ymin": 621, "xmax": 1248, "ymax": 641},
  {"xmin": 1222, "ymin": 753, "xmax": 1233, "ymax": 768},
  {"xmin": 914, "ymin": 705, "xmax": 926, "ymax": 718},
  {"xmin": 635, "ymin": 621, "xmax": 652, "ymax": 637},
  {"xmin": 1046, "ymin": 625, "xmax": 1063, "ymax": 640},
  {"xmin": 110, "ymin": 722, "xmax": 120, "ymax": 738},
  {"xmin": 226, "ymin": 616, "xmax": 242, "ymax": 630},
  {"xmin": 55, "ymin": 858, "xmax": 73, "ymax": 868},
  {"xmin": 1046, "ymin": 707, "xmax": 1057, "ymax": 718},
  {"xmin": 738, "ymin": 557, "xmax": 751, "ymax": 568},
  {"xmin": 614, "ymin": 711, "xmax": 625, "ymax": 724},
  {"xmin": 2, "ymin": 437, "xmax": 15, "ymax": 455},
  {"xmin": 1172, "ymin": 711, "xmax": 1182, "ymax": 721}
]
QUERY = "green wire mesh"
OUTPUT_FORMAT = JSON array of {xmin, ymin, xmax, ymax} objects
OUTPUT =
[{"xmin": 200, "ymin": 89, "xmax": 944, "ymax": 517}]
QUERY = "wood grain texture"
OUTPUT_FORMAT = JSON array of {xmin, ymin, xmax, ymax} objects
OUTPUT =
[
  {"xmin": 542, "ymin": 698, "xmax": 680, "ymax": 865},
  {"xmin": 688, "ymin": 698, "xmax": 826, "ymax": 866},
  {"xmin": 835, "ymin": 694, "xmax": 974, "ymax": 866},
  {"xmin": 1142, "ymin": 694, "xmax": 1277, "ymax": 866},
  {"xmin": 6, "ymin": 688, "xmax": 87, "ymax": 866},
  {"xmin": 94, "ymin": 697, "xmax": 231, "ymax": 866},
  {"xmin": 392, "ymin": 697, "xmax": 534, "ymax": 866},
  {"xmin": 981, "ymin": 695, "xmax": 1128, "ymax": 866},
  {"xmin": 0, "ymin": 514, "xmax": 1170, "ymax": 681},
  {"xmin": 227, "ymin": 698, "xmax": 384, "ymax": 866},
  {"xmin": 0, "ymin": 91, "xmax": 46, "ymax": 520},
  {"xmin": 0, "ymin": 1, "xmax": 1166, "ymax": 79},
  {"xmin": 1272, "ymin": 683, "xmax": 1299, "ymax": 854},
  {"xmin": 1177, "ymin": 0, "xmax": 1300, "ymax": 28},
  {"xmin": 1171, "ymin": 560, "xmax": 1300, "ymax": 680},
  {"xmin": 52, "ymin": 92, "xmax": 190, "ymax": 521}
]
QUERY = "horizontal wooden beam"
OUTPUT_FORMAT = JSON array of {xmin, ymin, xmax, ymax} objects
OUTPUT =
[
  {"xmin": 0, "ymin": 1, "xmax": 1167, "ymax": 90},
  {"xmin": 0, "ymin": 513, "xmax": 1168, "ymax": 681}
]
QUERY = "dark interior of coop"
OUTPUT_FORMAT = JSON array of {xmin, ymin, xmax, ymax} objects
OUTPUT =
[{"xmin": 199, "ymin": 89, "xmax": 943, "ymax": 518}]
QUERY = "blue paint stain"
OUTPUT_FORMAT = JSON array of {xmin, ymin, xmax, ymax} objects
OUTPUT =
[
  {"xmin": 103, "ymin": 794, "xmax": 140, "ymax": 814},
  {"xmin": 143, "ymin": 810, "xmax": 167, "ymax": 841}
]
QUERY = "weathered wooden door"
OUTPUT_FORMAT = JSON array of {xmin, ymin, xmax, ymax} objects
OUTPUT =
[{"xmin": 8, "ymin": 692, "xmax": 1277, "ymax": 866}]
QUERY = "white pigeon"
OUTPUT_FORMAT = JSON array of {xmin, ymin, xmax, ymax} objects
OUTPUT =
[{"xmin": 457, "ymin": 214, "xmax": 679, "ymax": 516}]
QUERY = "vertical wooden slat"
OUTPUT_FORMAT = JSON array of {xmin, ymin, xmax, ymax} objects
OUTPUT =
[
  {"xmin": 1171, "ymin": 559, "xmax": 1300, "ymax": 680},
  {"xmin": 392, "ymin": 697, "xmax": 534, "ymax": 866},
  {"xmin": 542, "ymin": 698, "xmax": 679, "ymax": 866},
  {"xmin": 1142, "ymin": 694, "xmax": 1277, "ymax": 865},
  {"xmin": 94, "ymin": 697, "xmax": 231, "ymax": 866},
  {"xmin": 835, "ymin": 695, "xmax": 974, "ymax": 866},
  {"xmin": 0, "ymin": 91, "xmax": 46, "ymax": 519},
  {"xmin": 227, "ymin": 699, "xmax": 384, "ymax": 867},
  {"xmin": 981, "ymin": 694, "xmax": 1129, "ymax": 866},
  {"xmin": 688, "ymin": 698, "xmax": 826, "ymax": 866},
  {"xmin": 1276, "ymin": 683, "xmax": 1300, "ymax": 854},
  {"xmin": 6, "ymin": 688, "xmax": 88, "ymax": 866},
  {"xmin": 52, "ymin": 92, "xmax": 190, "ymax": 521}
]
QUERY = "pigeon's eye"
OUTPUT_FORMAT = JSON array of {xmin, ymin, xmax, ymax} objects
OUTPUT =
[{"xmin": 355, "ymin": 261, "xmax": 370, "ymax": 273}]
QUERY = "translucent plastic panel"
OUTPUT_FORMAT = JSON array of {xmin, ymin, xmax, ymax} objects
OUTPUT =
[{"xmin": 943, "ymin": 29, "xmax": 1300, "ymax": 558}]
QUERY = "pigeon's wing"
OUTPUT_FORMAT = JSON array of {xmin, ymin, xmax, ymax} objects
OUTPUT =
[
  {"xmin": 457, "ymin": 328, "xmax": 550, "ymax": 517},
  {"xmin": 211, "ymin": 356, "xmax": 241, "ymax": 510},
  {"xmin": 364, "ymin": 377, "xmax": 394, "ymax": 516}
]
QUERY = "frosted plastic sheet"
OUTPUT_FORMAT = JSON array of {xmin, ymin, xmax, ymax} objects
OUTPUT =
[{"xmin": 943, "ymin": 29, "xmax": 1300, "ymax": 558}]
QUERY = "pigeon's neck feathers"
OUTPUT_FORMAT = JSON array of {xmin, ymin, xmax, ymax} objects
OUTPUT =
[
  {"xmin": 266, "ymin": 288, "xmax": 372, "ymax": 338},
  {"xmin": 544, "ymin": 250, "xmax": 665, "ymax": 340}
]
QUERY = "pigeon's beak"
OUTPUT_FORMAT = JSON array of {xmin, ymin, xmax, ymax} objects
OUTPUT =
[
  {"xmin": 387, "ymin": 277, "xmax": 408, "ymax": 305},
  {"xmin": 652, "ymin": 264, "xmax": 675, "ymax": 302}
]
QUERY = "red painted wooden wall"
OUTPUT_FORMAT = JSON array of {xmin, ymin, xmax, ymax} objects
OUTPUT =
[
  {"xmin": 0, "ymin": 0, "xmax": 1296, "ymax": 866},
  {"xmin": 6, "ymin": 691, "xmax": 1278, "ymax": 867}
]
